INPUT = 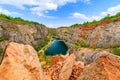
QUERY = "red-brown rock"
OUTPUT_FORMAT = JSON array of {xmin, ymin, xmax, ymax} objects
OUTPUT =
[
  {"xmin": 59, "ymin": 54, "xmax": 76, "ymax": 80},
  {"xmin": 77, "ymin": 56, "xmax": 120, "ymax": 80},
  {"xmin": 0, "ymin": 42, "xmax": 43, "ymax": 80}
]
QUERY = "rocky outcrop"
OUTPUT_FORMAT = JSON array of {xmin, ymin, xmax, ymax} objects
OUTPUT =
[
  {"xmin": 57, "ymin": 21, "xmax": 120, "ymax": 51},
  {"xmin": 87, "ymin": 21, "xmax": 120, "ymax": 47},
  {"xmin": 0, "ymin": 42, "xmax": 43, "ymax": 80},
  {"xmin": 77, "ymin": 56, "xmax": 120, "ymax": 80},
  {"xmin": 75, "ymin": 48, "xmax": 120, "ymax": 65},
  {"xmin": 1, "ymin": 42, "xmax": 120, "ymax": 80},
  {"xmin": 70, "ymin": 61, "xmax": 85, "ymax": 80},
  {"xmin": 0, "ymin": 20, "xmax": 48, "ymax": 48},
  {"xmin": 44, "ymin": 54, "xmax": 85, "ymax": 80},
  {"xmin": 59, "ymin": 54, "xmax": 76, "ymax": 80}
]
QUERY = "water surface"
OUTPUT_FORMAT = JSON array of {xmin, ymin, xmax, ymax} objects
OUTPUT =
[{"xmin": 45, "ymin": 38, "xmax": 68, "ymax": 56}]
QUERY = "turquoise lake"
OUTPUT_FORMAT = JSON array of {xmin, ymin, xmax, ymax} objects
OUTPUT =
[{"xmin": 45, "ymin": 38, "xmax": 68, "ymax": 56}]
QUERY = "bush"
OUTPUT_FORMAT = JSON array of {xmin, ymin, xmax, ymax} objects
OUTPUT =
[
  {"xmin": 111, "ymin": 43, "xmax": 120, "ymax": 48},
  {"xmin": 80, "ymin": 42, "xmax": 90, "ymax": 47},
  {"xmin": 0, "ymin": 14, "xmax": 46, "ymax": 27},
  {"xmin": 0, "ymin": 47, "xmax": 3, "ymax": 56},
  {"xmin": 113, "ymin": 48, "xmax": 120, "ymax": 56},
  {"xmin": 74, "ymin": 41, "xmax": 90, "ymax": 50},
  {"xmin": 38, "ymin": 52, "xmax": 52, "ymax": 66},
  {"xmin": 0, "ymin": 37, "xmax": 7, "ymax": 42},
  {"xmin": 34, "ymin": 38, "xmax": 50, "ymax": 52},
  {"xmin": 34, "ymin": 46, "xmax": 42, "ymax": 52},
  {"xmin": 70, "ymin": 12, "xmax": 120, "ymax": 28}
]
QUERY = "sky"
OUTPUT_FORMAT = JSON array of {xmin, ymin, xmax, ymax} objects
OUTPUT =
[{"xmin": 0, "ymin": 0, "xmax": 120, "ymax": 28}]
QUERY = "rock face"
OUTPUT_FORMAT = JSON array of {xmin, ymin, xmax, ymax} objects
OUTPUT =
[
  {"xmin": 0, "ymin": 42, "xmax": 43, "ymax": 80},
  {"xmin": 75, "ymin": 48, "xmax": 120, "ymax": 65},
  {"xmin": 57, "ymin": 21, "xmax": 120, "ymax": 52},
  {"xmin": 88, "ymin": 21, "xmax": 120, "ymax": 47},
  {"xmin": 0, "ymin": 20, "xmax": 48, "ymax": 48},
  {"xmin": 59, "ymin": 54, "xmax": 76, "ymax": 80},
  {"xmin": 77, "ymin": 56, "xmax": 120, "ymax": 80},
  {"xmin": 45, "ymin": 54, "xmax": 85, "ymax": 80}
]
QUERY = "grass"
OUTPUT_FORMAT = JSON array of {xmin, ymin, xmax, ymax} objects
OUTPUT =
[
  {"xmin": 34, "ymin": 38, "xmax": 50, "ymax": 52},
  {"xmin": 74, "ymin": 41, "xmax": 90, "ymax": 50},
  {"xmin": 0, "ymin": 14, "xmax": 46, "ymax": 27},
  {"xmin": 113, "ymin": 47, "xmax": 120, "ymax": 56},
  {"xmin": 0, "ymin": 37, "xmax": 8, "ymax": 42},
  {"xmin": 70, "ymin": 12, "xmax": 120, "ymax": 28},
  {"xmin": 38, "ymin": 52, "xmax": 52, "ymax": 66},
  {"xmin": 74, "ymin": 41, "xmax": 89, "ymax": 47},
  {"xmin": 111, "ymin": 43, "xmax": 120, "ymax": 48},
  {"xmin": 0, "ymin": 47, "xmax": 3, "ymax": 56}
]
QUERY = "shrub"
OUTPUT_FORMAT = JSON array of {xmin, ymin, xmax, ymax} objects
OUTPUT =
[
  {"xmin": 113, "ymin": 48, "xmax": 120, "ymax": 56},
  {"xmin": 34, "ymin": 46, "xmax": 42, "ymax": 52},
  {"xmin": 70, "ymin": 12, "xmax": 120, "ymax": 28},
  {"xmin": 74, "ymin": 41, "xmax": 90, "ymax": 49},
  {"xmin": 79, "ymin": 42, "xmax": 90, "ymax": 47},
  {"xmin": 38, "ymin": 52, "xmax": 52, "ymax": 66},
  {"xmin": 0, "ymin": 37, "xmax": 7, "ymax": 42},
  {"xmin": 111, "ymin": 43, "xmax": 120, "ymax": 48},
  {"xmin": 0, "ymin": 14, "xmax": 46, "ymax": 27},
  {"xmin": 34, "ymin": 38, "xmax": 50, "ymax": 52},
  {"xmin": 0, "ymin": 47, "xmax": 3, "ymax": 56}
]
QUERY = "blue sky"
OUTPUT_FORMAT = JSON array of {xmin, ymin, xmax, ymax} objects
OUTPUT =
[{"xmin": 0, "ymin": 0, "xmax": 120, "ymax": 28}]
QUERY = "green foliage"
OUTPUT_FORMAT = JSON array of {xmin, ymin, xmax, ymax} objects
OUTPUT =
[
  {"xmin": 0, "ymin": 47, "xmax": 3, "ymax": 56},
  {"xmin": 48, "ymin": 28, "xmax": 57, "ymax": 37},
  {"xmin": 74, "ymin": 41, "xmax": 90, "ymax": 50},
  {"xmin": 0, "ymin": 14, "xmax": 46, "ymax": 27},
  {"xmin": 113, "ymin": 48, "xmax": 120, "ymax": 56},
  {"xmin": 100, "ymin": 14, "xmax": 111, "ymax": 22},
  {"xmin": 111, "ymin": 43, "xmax": 120, "ymax": 48},
  {"xmin": 70, "ymin": 24, "xmax": 82, "ymax": 27},
  {"xmin": 111, "ymin": 43, "xmax": 120, "ymax": 56},
  {"xmin": 79, "ymin": 42, "xmax": 90, "ymax": 47},
  {"xmin": 0, "ymin": 37, "xmax": 7, "ymax": 42},
  {"xmin": 70, "ymin": 12, "xmax": 120, "ymax": 28},
  {"xmin": 35, "ymin": 46, "xmax": 42, "ymax": 52},
  {"xmin": 38, "ymin": 52, "xmax": 52, "ymax": 66},
  {"xmin": 90, "ymin": 46, "xmax": 98, "ymax": 49},
  {"xmin": 34, "ymin": 38, "xmax": 50, "ymax": 52}
]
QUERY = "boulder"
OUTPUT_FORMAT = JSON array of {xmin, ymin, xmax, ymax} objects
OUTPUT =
[
  {"xmin": 59, "ymin": 54, "xmax": 76, "ymax": 80},
  {"xmin": 77, "ymin": 56, "xmax": 120, "ymax": 80},
  {"xmin": 70, "ymin": 61, "xmax": 85, "ymax": 80},
  {"xmin": 75, "ymin": 48, "xmax": 120, "ymax": 65},
  {"xmin": 0, "ymin": 42, "xmax": 43, "ymax": 80}
]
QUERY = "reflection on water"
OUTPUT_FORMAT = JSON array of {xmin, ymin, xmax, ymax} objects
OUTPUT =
[{"xmin": 45, "ymin": 38, "xmax": 68, "ymax": 56}]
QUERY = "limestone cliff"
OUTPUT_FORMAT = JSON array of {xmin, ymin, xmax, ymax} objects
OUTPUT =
[
  {"xmin": 57, "ymin": 20, "xmax": 120, "ymax": 53},
  {"xmin": 0, "ymin": 20, "xmax": 48, "ymax": 48}
]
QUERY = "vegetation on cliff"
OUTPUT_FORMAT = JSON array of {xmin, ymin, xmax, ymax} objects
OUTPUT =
[
  {"xmin": 0, "ymin": 37, "xmax": 8, "ymax": 42},
  {"xmin": 71, "ymin": 12, "xmax": 120, "ymax": 27},
  {"xmin": 0, "ymin": 14, "xmax": 46, "ymax": 27}
]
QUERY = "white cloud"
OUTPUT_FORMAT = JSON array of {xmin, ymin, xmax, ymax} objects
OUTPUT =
[
  {"xmin": 70, "ymin": 4, "xmax": 120, "ymax": 21},
  {"xmin": 101, "ymin": 5, "xmax": 120, "ymax": 16},
  {"xmin": 0, "ymin": 0, "xmax": 91, "ymax": 18},
  {"xmin": 30, "ymin": 0, "xmax": 77, "ymax": 17},
  {"xmin": 0, "ymin": 7, "xmax": 10, "ymax": 15},
  {"xmin": 70, "ymin": 12, "xmax": 101, "ymax": 21},
  {"xmin": 0, "ymin": 0, "xmax": 77, "ymax": 18},
  {"xmin": 0, "ymin": 0, "xmax": 37, "ymax": 9},
  {"xmin": 80, "ymin": 0, "xmax": 90, "ymax": 4},
  {"xmin": 0, "ymin": 6, "xmax": 22, "ymax": 16}
]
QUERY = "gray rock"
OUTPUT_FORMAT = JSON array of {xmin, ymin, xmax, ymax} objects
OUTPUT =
[{"xmin": 87, "ymin": 21, "xmax": 120, "ymax": 47}]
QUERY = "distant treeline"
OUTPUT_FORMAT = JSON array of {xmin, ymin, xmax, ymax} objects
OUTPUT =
[
  {"xmin": 70, "ymin": 12, "xmax": 120, "ymax": 27},
  {"xmin": 0, "ymin": 14, "xmax": 46, "ymax": 27}
]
